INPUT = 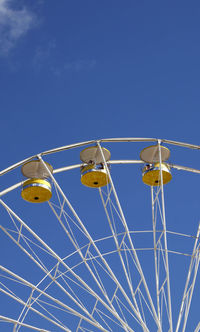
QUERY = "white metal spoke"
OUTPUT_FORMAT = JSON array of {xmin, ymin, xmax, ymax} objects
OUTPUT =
[
  {"xmin": 0, "ymin": 315, "xmax": 50, "ymax": 332},
  {"xmin": 99, "ymin": 187, "xmax": 144, "ymax": 326},
  {"xmin": 0, "ymin": 225, "xmax": 96, "ymax": 320},
  {"xmin": 175, "ymin": 224, "xmax": 200, "ymax": 332},
  {"xmin": 48, "ymin": 186, "xmax": 137, "ymax": 332},
  {"xmin": 0, "ymin": 137, "xmax": 200, "ymax": 331},
  {"xmin": 151, "ymin": 185, "xmax": 172, "ymax": 331},
  {"xmin": 97, "ymin": 141, "xmax": 161, "ymax": 331},
  {"xmin": 0, "ymin": 202, "xmax": 113, "ymax": 331},
  {"xmin": 1, "ymin": 196, "xmax": 141, "ymax": 332},
  {"xmin": 49, "ymin": 199, "xmax": 111, "ymax": 301},
  {"xmin": 194, "ymin": 322, "xmax": 200, "ymax": 332},
  {"xmin": 0, "ymin": 287, "xmax": 72, "ymax": 331},
  {"xmin": 151, "ymin": 185, "xmax": 161, "ymax": 325},
  {"xmin": 158, "ymin": 141, "xmax": 173, "ymax": 332},
  {"xmin": 38, "ymin": 155, "xmax": 149, "ymax": 331},
  {"xmin": 0, "ymin": 265, "xmax": 108, "ymax": 332}
]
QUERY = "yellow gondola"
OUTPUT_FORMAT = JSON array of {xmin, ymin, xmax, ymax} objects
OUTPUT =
[
  {"xmin": 80, "ymin": 146, "xmax": 111, "ymax": 188},
  {"xmin": 21, "ymin": 160, "xmax": 53, "ymax": 203},
  {"xmin": 21, "ymin": 178, "xmax": 52, "ymax": 203},
  {"xmin": 142, "ymin": 163, "xmax": 172, "ymax": 186},
  {"xmin": 81, "ymin": 164, "xmax": 109, "ymax": 188}
]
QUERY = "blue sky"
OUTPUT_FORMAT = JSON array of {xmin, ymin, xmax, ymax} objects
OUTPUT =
[
  {"xmin": 0, "ymin": 0, "xmax": 200, "ymax": 166},
  {"xmin": 0, "ymin": 1, "xmax": 200, "ymax": 331}
]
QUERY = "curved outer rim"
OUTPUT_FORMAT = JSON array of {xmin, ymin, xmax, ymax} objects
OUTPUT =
[
  {"xmin": 0, "ymin": 138, "xmax": 200, "ymax": 198},
  {"xmin": 1, "ymin": 137, "xmax": 199, "ymax": 177}
]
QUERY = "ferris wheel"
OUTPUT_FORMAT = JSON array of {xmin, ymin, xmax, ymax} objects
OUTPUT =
[{"xmin": 0, "ymin": 138, "xmax": 200, "ymax": 332}]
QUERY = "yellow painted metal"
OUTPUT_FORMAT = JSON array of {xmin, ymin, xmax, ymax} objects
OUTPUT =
[
  {"xmin": 142, "ymin": 163, "xmax": 172, "ymax": 186},
  {"xmin": 21, "ymin": 178, "xmax": 52, "ymax": 203},
  {"xmin": 81, "ymin": 165, "xmax": 109, "ymax": 188}
]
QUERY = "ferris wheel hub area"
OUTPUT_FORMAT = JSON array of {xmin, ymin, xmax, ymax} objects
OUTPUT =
[{"xmin": 140, "ymin": 145, "xmax": 170, "ymax": 163}]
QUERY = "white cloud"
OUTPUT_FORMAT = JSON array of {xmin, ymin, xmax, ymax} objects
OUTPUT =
[
  {"xmin": 0, "ymin": 0, "xmax": 35, "ymax": 54},
  {"xmin": 33, "ymin": 40, "xmax": 56, "ymax": 66},
  {"xmin": 64, "ymin": 59, "xmax": 96, "ymax": 72},
  {"xmin": 33, "ymin": 41, "xmax": 96, "ymax": 75}
]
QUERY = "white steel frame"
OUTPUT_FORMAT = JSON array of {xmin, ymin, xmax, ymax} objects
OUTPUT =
[{"xmin": 0, "ymin": 138, "xmax": 200, "ymax": 331}]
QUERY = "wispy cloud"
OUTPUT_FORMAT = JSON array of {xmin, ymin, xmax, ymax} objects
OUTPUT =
[
  {"xmin": 51, "ymin": 58, "xmax": 97, "ymax": 76},
  {"xmin": 33, "ymin": 41, "xmax": 96, "ymax": 75},
  {"xmin": 64, "ymin": 59, "xmax": 96, "ymax": 72},
  {"xmin": 0, "ymin": 0, "xmax": 35, "ymax": 55},
  {"xmin": 33, "ymin": 40, "xmax": 56, "ymax": 69}
]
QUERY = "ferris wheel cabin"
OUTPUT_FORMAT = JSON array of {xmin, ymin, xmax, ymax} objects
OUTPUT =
[
  {"xmin": 21, "ymin": 160, "xmax": 53, "ymax": 203},
  {"xmin": 140, "ymin": 145, "xmax": 172, "ymax": 186},
  {"xmin": 80, "ymin": 146, "xmax": 111, "ymax": 188}
]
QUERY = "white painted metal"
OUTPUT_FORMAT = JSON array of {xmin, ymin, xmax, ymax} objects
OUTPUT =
[
  {"xmin": 97, "ymin": 142, "xmax": 161, "ymax": 331},
  {"xmin": 0, "ymin": 315, "xmax": 50, "ymax": 331},
  {"xmin": 0, "ymin": 200, "xmax": 110, "ymax": 332},
  {"xmin": 38, "ymin": 155, "xmax": 143, "ymax": 332},
  {"xmin": 0, "ymin": 265, "xmax": 106, "ymax": 332},
  {"xmin": 158, "ymin": 140, "xmax": 173, "ymax": 332},
  {"xmin": 175, "ymin": 224, "xmax": 200, "ymax": 332},
  {"xmin": 0, "ymin": 138, "xmax": 199, "ymax": 331},
  {"xmin": 0, "ymin": 137, "xmax": 199, "ymax": 177}
]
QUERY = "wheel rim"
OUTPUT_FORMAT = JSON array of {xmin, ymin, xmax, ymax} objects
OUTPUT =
[{"xmin": 0, "ymin": 138, "xmax": 200, "ymax": 332}]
